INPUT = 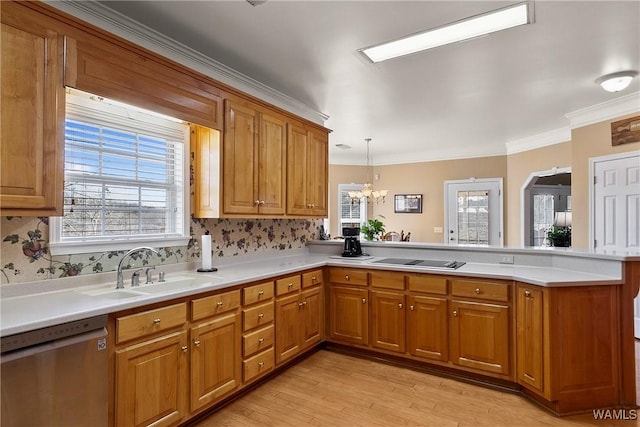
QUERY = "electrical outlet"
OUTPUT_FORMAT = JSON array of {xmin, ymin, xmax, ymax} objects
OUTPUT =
[
  {"xmin": 434, "ymin": 226, "xmax": 443, "ymax": 233},
  {"xmin": 499, "ymin": 255, "xmax": 514, "ymax": 264}
]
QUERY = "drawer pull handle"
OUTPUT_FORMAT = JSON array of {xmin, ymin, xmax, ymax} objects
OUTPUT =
[
  {"xmin": 153, "ymin": 318, "xmax": 161, "ymax": 324},
  {"xmin": 410, "ymin": 305, "xmax": 415, "ymax": 311},
  {"xmin": 258, "ymin": 338, "xmax": 264, "ymax": 344},
  {"xmin": 524, "ymin": 290, "xmax": 532, "ymax": 298},
  {"xmin": 475, "ymin": 288, "xmax": 481, "ymax": 294},
  {"xmin": 288, "ymin": 283, "xmax": 293, "ymax": 289},
  {"xmin": 362, "ymin": 298, "xmax": 366, "ymax": 304},
  {"xmin": 181, "ymin": 346, "xmax": 188, "ymax": 352},
  {"xmin": 194, "ymin": 340, "xmax": 201, "ymax": 346},
  {"xmin": 345, "ymin": 275, "xmax": 350, "ymax": 280},
  {"xmin": 258, "ymin": 361, "xmax": 265, "ymax": 368},
  {"xmin": 217, "ymin": 301, "xmax": 224, "ymax": 307},
  {"xmin": 453, "ymin": 310, "xmax": 458, "ymax": 317},
  {"xmin": 258, "ymin": 290, "xmax": 264, "ymax": 296},
  {"xmin": 258, "ymin": 313, "xmax": 264, "ymax": 319},
  {"xmin": 398, "ymin": 303, "xmax": 403, "ymax": 309}
]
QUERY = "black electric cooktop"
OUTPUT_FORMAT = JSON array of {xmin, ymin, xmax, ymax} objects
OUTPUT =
[{"xmin": 372, "ymin": 258, "xmax": 465, "ymax": 269}]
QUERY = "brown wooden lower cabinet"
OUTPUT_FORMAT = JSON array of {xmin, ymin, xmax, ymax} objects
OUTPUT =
[
  {"xmin": 407, "ymin": 295, "xmax": 448, "ymax": 362},
  {"xmin": 371, "ymin": 290, "xmax": 406, "ymax": 353},
  {"xmin": 115, "ymin": 331, "xmax": 189, "ymax": 427},
  {"xmin": 190, "ymin": 312, "xmax": 241, "ymax": 412},
  {"xmin": 516, "ymin": 284, "xmax": 546, "ymax": 396},
  {"xmin": 450, "ymin": 299, "xmax": 510, "ymax": 376},
  {"xmin": 328, "ymin": 285, "xmax": 369, "ymax": 345}
]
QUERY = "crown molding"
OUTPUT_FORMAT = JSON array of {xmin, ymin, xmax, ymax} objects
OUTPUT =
[
  {"xmin": 565, "ymin": 92, "xmax": 640, "ymax": 129},
  {"xmin": 43, "ymin": 0, "xmax": 329, "ymax": 125},
  {"xmin": 505, "ymin": 126, "xmax": 571, "ymax": 155}
]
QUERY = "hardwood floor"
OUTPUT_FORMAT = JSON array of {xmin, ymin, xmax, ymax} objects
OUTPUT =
[{"xmin": 195, "ymin": 343, "xmax": 640, "ymax": 427}]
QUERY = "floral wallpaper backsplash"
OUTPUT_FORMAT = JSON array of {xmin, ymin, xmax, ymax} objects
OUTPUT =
[{"xmin": 0, "ymin": 216, "xmax": 323, "ymax": 285}]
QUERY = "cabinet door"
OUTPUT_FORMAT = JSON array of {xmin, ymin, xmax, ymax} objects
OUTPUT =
[
  {"xmin": 306, "ymin": 129, "xmax": 328, "ymax": 216},
  {"xmin": 371, "ymin": 290, "xmax": 405, "ymax": 353},
  {"xmin": 408, "ymin": 295, "xmax": 448, "ymax": 361},
  {"xmin": 286, "ymin": 122, "xmax": 309, "ymax": 215},
  {"xmin": 516, "ymin": 285, "xmax": 545, "ymax": 394},
  {"xmin": 450, "ymin": 300, "xmax": 510, "ymax": 376},
  {"xmin": 257, "ymin": 112, "xmax": 286, "ymax": 215},
  {"xmin": 275, "ymin": 293, "xmax": 301, "ymax": 364},
  {"xmin": 1, "ymin": 18, "xmax": 64, "ymax": 215},
  {"xmin": 115, "ymin": 331, "xmax": 188, "ymax": 427},
  {"xmin": 190, "ymin": 312, "xmax": 241, "ymax": 412},
  {"xmin": 300, "ymin": 286, "xmax": 322, "ymax": 349},
  {"xmin": 223, "ymin": 100, "xmax": 258, "ymax": 214},
  {"xmin": 192, "ymin": 124, "xmax": 221, "ymax": 218},
  {"xmin": 328, "ymin": 286, "xmax": 369, "ymax": 345}
]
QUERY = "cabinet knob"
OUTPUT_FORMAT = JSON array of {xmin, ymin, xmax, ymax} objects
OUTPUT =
[
  {"xmin": 298, "ymin": 302, "xmax": 304, "ymax": 308},
  {"xmin": 194, "ymin": 340, "xmax": 201, "ymax": 346},
  {"xmin": 258, "ymin": 313, "xmax": 264, "ymax": 319},
  {"xmin": 410, "ymin": 305, "xmax": 415, "ymax": 311},
  {"xmin": 452, "ymin": 310, "xmax": 458, "ymax": 317},
  {"xmin": 524, "ymin": 290, "xmax": 532, "ymax": 298},
  {"xmin": 258, "ymin": 290, "xmax": 264, "ymax": 296},
  {"xmin": 181, "ymin": 346, "xmax": 188, "ymax": 352},
  {"xmin": 259, "ymin": 200, "xmax": 265, "ymax": 205},
  {"xmin": 258, "ymin": 338, "xmax": 264, "ymax": 344},
  {"xmin": 153, "ymin": 318, "xmax": 161, "ymax": 324},
  {"xmin": 255, "ymin": 200, "xmax": 261, "ymax": 206},
  {"xmin": 345, "ymin": 275, "xmax": 350, "ymax": 280},
  {"xmin": 288, "ymin": 283, "xmax": 293, "ymax": 288},
  {"xmin": 475, "ymin": 288, "xmax": 482, "ymax": 294},
  {"xmin": 311, "ymin": 276, "xmax": 317, "ymax": 281},
  {"xmin": 217, "ymin": 301, "xmax": 224, "ymax": 307},
  {"xmin": 398, "ymin": 303, "xmax": 403, "ymax": 309},
  {"xmin": 311, "ymin": 204, "xmax": 315, "ymax": 208},
  {"xmin": 362, "ymin": 298, "xmax": 366, "ymax": 304},
  {"xmin": 258, "ymin": 361, "xmax": 265, "ymax": 368}
]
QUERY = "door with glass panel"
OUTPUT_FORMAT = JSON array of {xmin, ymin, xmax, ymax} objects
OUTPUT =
[{"xmin": 445, "ymin": 179, "xmax": 503, "ymax": 246}]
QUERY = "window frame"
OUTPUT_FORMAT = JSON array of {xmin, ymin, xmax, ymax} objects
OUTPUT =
[
  {"xmin": 49, "ymin": 90, "xmax": 191, "ymax": 255},
  {"xmin": 337, "ymin": 184, "xmax": 367, "ymax": 234}
]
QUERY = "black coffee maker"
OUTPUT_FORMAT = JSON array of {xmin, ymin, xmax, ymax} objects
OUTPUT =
[{"xmin": 342, "ymin": 227, "xmax": 363, "ymax": 257}]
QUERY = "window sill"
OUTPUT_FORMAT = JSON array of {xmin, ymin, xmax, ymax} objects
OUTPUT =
[{"xmin": 48, "ymin": 236, "xmax": 191, "ymax": 256}]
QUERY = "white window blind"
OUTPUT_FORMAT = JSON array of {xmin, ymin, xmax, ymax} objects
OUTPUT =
[
  {"xmin": 49, "ymin": 89, "xmax": 190, "ymax": 254},
  {"xmin": 338, "ymin": 184, "xmax": 367, "ymax": 232}
]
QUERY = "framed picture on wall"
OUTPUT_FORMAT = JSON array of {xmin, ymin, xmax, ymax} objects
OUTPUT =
[{"xmin": 394, "ymin": 194, "xmax": 423, "ymax": 213}]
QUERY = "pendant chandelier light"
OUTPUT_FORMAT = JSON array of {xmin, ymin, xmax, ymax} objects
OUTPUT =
[{"xmin": 348, "ymin": 138, "xmax": 388, "ymax": 204}]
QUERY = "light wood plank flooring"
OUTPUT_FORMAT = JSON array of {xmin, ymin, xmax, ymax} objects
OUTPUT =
[{"xmin": 195, "ymin": 344, "xmax": 640, "ymax": 427}]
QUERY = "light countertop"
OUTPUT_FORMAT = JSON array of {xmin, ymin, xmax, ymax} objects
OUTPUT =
[{"xmin": 1, "ymin": 247, "xmax": 630, "ymax": 337}]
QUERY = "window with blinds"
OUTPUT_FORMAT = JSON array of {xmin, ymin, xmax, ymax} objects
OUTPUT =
[
  {"xmin": 49, "ymin": 89, "xmax": 190, "ymax": 254},
  {"xmin": 338, "ymin": 184, "xmax": 367, "ymax": 233}
]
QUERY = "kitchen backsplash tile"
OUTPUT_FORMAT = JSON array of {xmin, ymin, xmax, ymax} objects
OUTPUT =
[{"xmin": 1, "ymin": 216, "xmax": 322, "ymax": 285}]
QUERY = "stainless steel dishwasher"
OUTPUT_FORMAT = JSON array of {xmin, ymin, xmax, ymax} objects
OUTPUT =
[{"xmin": 1, "ymin": 315, "xmax": 108, "ymax": 427}]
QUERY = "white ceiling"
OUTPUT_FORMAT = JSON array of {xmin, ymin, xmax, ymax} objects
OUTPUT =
[{"xmin": 95, "ymin": 0, "xmax": 640, "ymax": 165}]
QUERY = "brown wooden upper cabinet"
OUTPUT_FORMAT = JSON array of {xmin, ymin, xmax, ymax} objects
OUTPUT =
[
  {"xmin": 0, "ymin": 7, "xmax": 65, "ymax": 216},
  {"xmin": 222, "ymin": 100, "xmax": 287, "ymax": 216},
  {"xmin": 286, "ymin": 123, "xmax": 328, "ymax": 217}
]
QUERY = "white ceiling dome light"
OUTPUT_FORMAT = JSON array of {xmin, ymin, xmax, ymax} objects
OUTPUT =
[{"xmin": 596, "ymin": 71, "xmax": 638, "ymax": 92}]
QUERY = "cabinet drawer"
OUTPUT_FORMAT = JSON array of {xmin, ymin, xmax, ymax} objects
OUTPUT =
[
  {"xmin": 302, "ymin": 269, "xmax": 323, "ymax": 288},
  {"xmin": 116, "ymin": 303, "xmax": 186, "ymax": 344},
  {"xmin": 451, "ymin": 279, "xmax": 510, "ymax": 302},
  {"xmin": 329, "ymin": 268, "xmax": 368, "ymax": 286},
  {"xmin": 242, "ymin": 301, "xmax": 274, "ymax": 331},
  {"xmin": 370, "ymin": 271, "xmax": 405, "ymax": 290},
  {"xmin": 408, "ymin": 275, "xmax": 447, "ymax": 295},
  {"xmin": 242, "ymin": 325, "xmax": 274, "ymax": 358},
  {"xmin": 191, "ymin": 289, "xmax": 240, "ymax": 321},
  {"xmin": 275, "ymin": 275, "xmax": 301, "ymax": 296},
  {"xmin": 243, "ymin": 348, "xmax": 275, "ymax": 383},
  {"xmin": 243, "ymin": 281, "xmax": 274, "ymax": 306}
]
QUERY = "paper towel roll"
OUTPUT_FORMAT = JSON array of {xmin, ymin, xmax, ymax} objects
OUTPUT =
[{"xmin": 201, "ymin": 234, "xmax": 212, "ymax": 270}]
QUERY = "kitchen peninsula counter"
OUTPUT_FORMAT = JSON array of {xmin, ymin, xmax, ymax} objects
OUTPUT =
[{"xmin": 2, "ymin": 243, "xmax": 638, "ymax": 337}]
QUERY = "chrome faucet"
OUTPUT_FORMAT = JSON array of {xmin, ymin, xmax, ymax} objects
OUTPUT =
[{"xmin": 115, "ymin": 246, "xmax": 160, "ymax": 289}]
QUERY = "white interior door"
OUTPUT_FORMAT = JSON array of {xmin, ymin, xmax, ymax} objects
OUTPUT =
[
  {"xmin": 445, "ymin": 179, "xmax": 503, "ymax": 246},
  {"xmin": 592, "ymin": 153, "xmax": 640, "ymax": 337}
]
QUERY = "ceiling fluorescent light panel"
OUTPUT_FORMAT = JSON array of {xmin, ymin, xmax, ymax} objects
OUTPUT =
[{"xmin": 360, "ymin": 2, "xmax": 531, "ymax": 63}]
